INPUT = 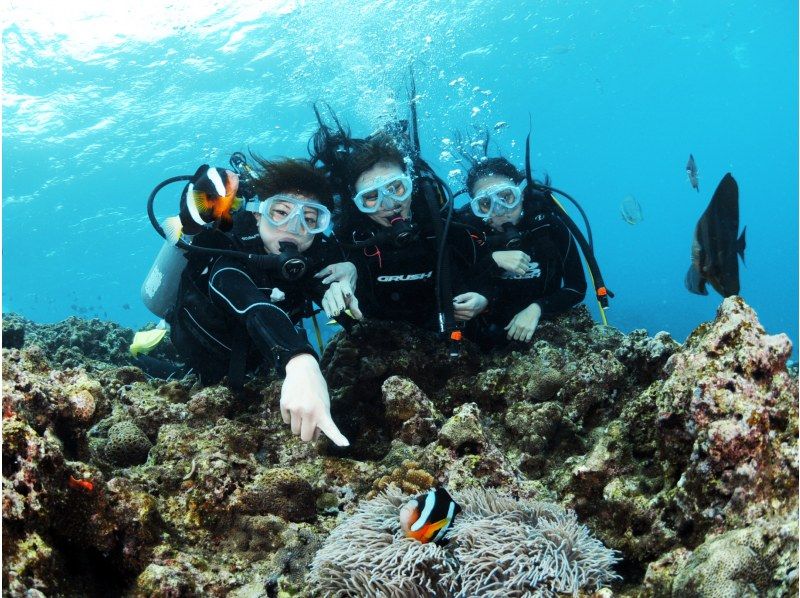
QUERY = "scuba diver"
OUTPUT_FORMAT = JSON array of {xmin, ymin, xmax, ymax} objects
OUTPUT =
[
  {"xmin": 453, "ymin": 124, "xmax": 613, "ymax": 349},
  {"xmin": 308, "ymin": 106, "xmax": 490, "ymax": 346},
  {"xmin": 456, "ymin": 156, "xmax": 587, "ymax": 346},
  {"xmin": 140, "ymin": 156, "xmax": 360, "ymax": 447}
]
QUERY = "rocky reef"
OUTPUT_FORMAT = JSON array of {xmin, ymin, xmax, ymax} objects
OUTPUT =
[{"xmin": 2, "ymin": 296, "xmax": 797, "ymax": 597}]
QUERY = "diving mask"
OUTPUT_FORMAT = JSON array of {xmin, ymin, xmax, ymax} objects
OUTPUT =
[
  {"xmin": 352, "ymin": 174, "xmax": 413, "ymax": 214},
  {"xmin": 469, "ymin": 181, "xmax": 526, "ymax": 219},
  {"xmin": 247, "ymin": 195, "xmax": 331, "ymax": 235}
]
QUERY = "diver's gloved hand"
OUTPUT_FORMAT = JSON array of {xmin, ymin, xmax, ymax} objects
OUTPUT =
[
  {"xmin": 505, "ymin": 302, "xmax": 542, "ymax": 342},
  {"xmin": 492, "ymin": 250, "xmax": 534, "ymax": 276},
  {"xmin": 280, "ymin": 354, "xmax": 350, "ymax": 447},
  {"xmin": 321, "ymin": 281, "xmax": 363, "ymax": 320},
  {"xmin": 453, "ymin": 292, "xmax": 488, "ymax": 322},
  {"xmin": 314, "ymin": 262, "xmax": 358, "ymax": 288}
]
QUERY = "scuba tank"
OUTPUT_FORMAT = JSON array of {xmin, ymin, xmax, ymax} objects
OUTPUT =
[{"xmin": 141, "ymin": 239, "xmax": 190, "ymax": 319}]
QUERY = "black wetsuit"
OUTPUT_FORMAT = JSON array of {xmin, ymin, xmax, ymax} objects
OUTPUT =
[
  {"xmin": 458, "ymin": 192, "xmax": 587, "ymax": 346},
  {"xmin": 168, "ymin": 211, "xmax": 337, "ymax": 385},
  {"xmin": 338, "ymin": 176, "xmax": 482, "ymax": 331}
]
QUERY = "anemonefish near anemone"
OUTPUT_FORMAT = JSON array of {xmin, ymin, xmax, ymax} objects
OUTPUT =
[
  {"xmin": 399, "ymin": 487, "xmax": 461, "ymax": 544},
  {"xmin": 162, "ymin": 164, "xmax": 242, "ymax": 245}
]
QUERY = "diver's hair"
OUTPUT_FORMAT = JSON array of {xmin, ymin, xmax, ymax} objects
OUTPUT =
[
  {"xmin": 308, "ymin": 102, "xmax": 352, "ymax": 175},
  {"xmin": 249, "ymin": 155, "xmax": 334, "ymax": 210},
  {"xmin": 346, "ymin": 133, "xmax": 407, "ymax": 185},
  {"xmin": 333, "ymin": 132, "xmax": 409, "ymax": 238},
  {"xmin": 466, "ymin": 157, "xmax": 525, "ymax": 196}
]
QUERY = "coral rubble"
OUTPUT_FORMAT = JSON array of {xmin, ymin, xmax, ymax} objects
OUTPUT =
[{"xmin": 2, "ymin": 297, "xmax": 797, "ymax": 596}]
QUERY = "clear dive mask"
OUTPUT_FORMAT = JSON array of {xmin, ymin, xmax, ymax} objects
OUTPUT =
[
  {"xmin": 352, "ymin": 174, "xmax": 413, "ymax": 214},
  {"xmin": 247, "ymin": 195, "xmax": 331, "ymax": 235},
  {"xmin": 469, "ymin": 180, "xmax": 526, "ymax": 219}
]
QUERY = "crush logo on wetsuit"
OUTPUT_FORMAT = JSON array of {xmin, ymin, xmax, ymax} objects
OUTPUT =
[
  {"xmin": 376, "ymin": 271, "xmax": 434, "ymax": 282},
  {"xmin": 500, "ymin": 264, "xmax": 542, "ymax": 280}
]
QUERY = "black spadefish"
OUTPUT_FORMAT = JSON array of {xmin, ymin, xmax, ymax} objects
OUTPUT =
[{"xmin": 685, "ymin": 172, "xmax": 746, "ymax": 297}]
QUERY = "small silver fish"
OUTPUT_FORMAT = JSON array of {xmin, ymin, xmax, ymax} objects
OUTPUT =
[
  {"xmin": 493, "ymin": 121, "xmax": 508, "ymax": 131},
  {"xmin": 686, "ymin": 154, "xmax": 699, "ymax": 192},
  {"xmin": 620, "ymin": 195, "xmax": 643, "ymax": 225}
]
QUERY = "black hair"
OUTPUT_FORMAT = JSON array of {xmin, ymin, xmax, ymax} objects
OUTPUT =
[
  {"xmin": 455, "ymin": 128, "xmax": 551, "ymax": 196},
  {"xmin": 249, "ymin": 155, "xmax": 334, "ymax": 211},
  {"xmin": 346, "ymin": 132, "xmax": 407, "ymax": 188},
  {"xmin": 309, "ymin": 106, "xmax": 419, "ymax": 238},
  {"xmin": 332, "ymin": 133, "xmax": 410, "ymax": 237},
  {"xmin": 465, "ymin": 157, "xmax": 525, "ymax": 196}
]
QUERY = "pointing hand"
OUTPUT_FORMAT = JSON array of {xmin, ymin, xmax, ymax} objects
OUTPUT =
[{"xmin": 280, "ymin": 354, "xmax": 349, "ymax": 447}]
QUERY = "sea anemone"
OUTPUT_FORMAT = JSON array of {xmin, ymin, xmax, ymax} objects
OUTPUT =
[
  {"xmin": 308, "ymin": 486, "xmax": 458, "ymax": 597},
  {"xmin": 451, "ymin": 489, "xmax": 621, "ymax": 597},
  {"xmin": 308, "ymin": 486, "xmax": 619, "ymax": 597}
]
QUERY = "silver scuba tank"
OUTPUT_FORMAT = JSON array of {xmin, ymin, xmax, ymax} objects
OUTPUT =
[{"xmin": 140, "ymin": 239, "xmax": 191, "ymax": 318}]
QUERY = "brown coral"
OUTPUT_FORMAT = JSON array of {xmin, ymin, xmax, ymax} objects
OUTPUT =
[{"xmin": 369, "ymin": 460, "xmax": 435, "ymax": 499}]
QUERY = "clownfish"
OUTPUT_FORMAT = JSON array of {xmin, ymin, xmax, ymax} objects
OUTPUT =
[
  {"xmin": 399, "ymin": 487, "xmax": 461, "ymax": 544},
  {"xmin": 162, "ymin": 164, "xmax": 242, "ymax": 245}
]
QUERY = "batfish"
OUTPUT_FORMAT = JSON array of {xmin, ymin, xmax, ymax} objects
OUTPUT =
[
  {"xmin": 685, "ymin": 172, "xmax": 746, "ymax": 297},
  {"xmin": 620, "ymin": 195, "xmax": 643, "ymax": 225}
]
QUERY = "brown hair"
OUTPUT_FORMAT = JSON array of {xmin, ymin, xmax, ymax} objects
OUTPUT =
[
  {"xmin": 346, "ymin": 133, "xmax": 406, "ymax": 187},
  {"xmin": 249, "ymin": 155, "xmax": 333, "ymax": 210}
]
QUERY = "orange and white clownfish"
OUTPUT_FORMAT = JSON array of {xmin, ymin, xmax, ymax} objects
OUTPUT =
[
  {"xmin": 399, "ymin": 487, "xmax": 461, "ymax": 544},
  {"xmin": 162, "ymin": 164, "xmax": 242, "ymax": 245}
]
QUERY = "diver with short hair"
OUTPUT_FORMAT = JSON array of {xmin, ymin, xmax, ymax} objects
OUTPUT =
[
  {"xmin": 457, "ymin": 157, "xmax": 587, "ymax": 347},
  {"xmin": 143, "ymin": 156, "xmax": 358, "ymax": 446}
]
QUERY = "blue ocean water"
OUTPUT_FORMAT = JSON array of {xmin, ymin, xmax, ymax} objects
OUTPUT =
[{"xmin": 3, "ymin": 1, "xmax": 798, "ymax": 355}]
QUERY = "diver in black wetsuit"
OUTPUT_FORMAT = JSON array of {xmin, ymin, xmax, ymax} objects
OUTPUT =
[
  {"xmin": 456, "ymin": 157, "xmax": 587, "ymax": 347},
  {"xmin": 309, "ymin": 120, "xmax": 489, "ymax": 332},
  {"xmin": 165, "ymin": 158, "xmax": 358, "ymax": 446}
]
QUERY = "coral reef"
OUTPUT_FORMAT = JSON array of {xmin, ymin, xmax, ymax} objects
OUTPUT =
[
  {"xmin": 2, "ymin": 298, "xmax": 797, "ymax": 597},
  {"xmin": 369, "ymin": 460, "xmax": 435, "ymax": 498},
  {"xmin": 104, "ymin": 421, "xmax": 153, "ymax": 467},
  {"xmin": 2, "ymin": 312, "xmax": 182, "ymax": 371}
]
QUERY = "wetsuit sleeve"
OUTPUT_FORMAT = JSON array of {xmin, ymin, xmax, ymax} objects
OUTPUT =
[
  {"xmin": 535, "ymin": 222, "xmax": 587, "ymax": 317},
  {"xmin": 207, "ymin": 256, "xmax": 315, "ymax": 375}
]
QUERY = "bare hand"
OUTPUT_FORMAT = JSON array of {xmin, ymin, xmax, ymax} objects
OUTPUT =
[
  {"xmin": 453, "ymin": 292, "xmax": 488, "ymax": 322},
  {"xmin": 505, "ymin": 303, "xmax": 542, "ymax": 342},
  {"xmin": 492, "ymin": 250, "xmax": 534, "ymax": 276},
  {"xmin": 314, "ymin": 262, "xmax": 358, "ymax": 288},
  {"xmin": 321, "ymin": 281, "xmax": 363, "ymax": 320},
  {"xmin": 280, "ymin": 354, "xmax": 349, "ymax": 446}
]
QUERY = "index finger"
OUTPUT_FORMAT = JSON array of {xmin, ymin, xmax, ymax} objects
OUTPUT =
[
  {"xmin": 317, "ymin": 414, "xmax": 350, "ymax": 447},
  {"xmin": 313, "ymin": 266, "xmax": 332, "ymax": 279}
]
